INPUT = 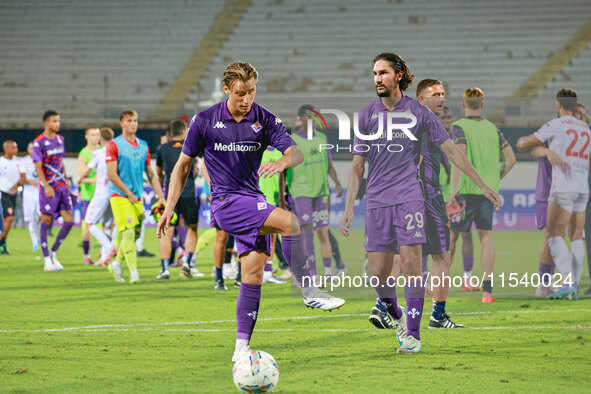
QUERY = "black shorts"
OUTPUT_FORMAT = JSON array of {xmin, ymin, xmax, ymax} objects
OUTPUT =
[
  {"xmin": 450, "ymin": 194, "xmax": 494, "ymax": 232},
  {"xmin": 174, "ymin": 196, "xmax": 199, "ymax": 226},
  {"xmin": 0, "ymin": 192, "xmax": 16, "ymax": 217},
  {"xmin": 423, "ymin": 194, "xmax": 450, "ymax": 257}
]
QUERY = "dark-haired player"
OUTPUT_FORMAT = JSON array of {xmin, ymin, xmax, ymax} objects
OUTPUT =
[
  {"xmin": 517, "ymin": 88, "xmax": 590, "ymax": 299},
  {"xmin": 341, "ymin": 53, "xmax": 500, "ymax": 353},
  {"xmin": 33, "ymin": 110, "xmax": 74, "ymax": 271}
]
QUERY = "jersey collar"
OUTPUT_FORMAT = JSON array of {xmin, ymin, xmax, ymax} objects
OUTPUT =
[{"xmin": 222, "ymin": 100, "xmax": 256, "ymax": 122}]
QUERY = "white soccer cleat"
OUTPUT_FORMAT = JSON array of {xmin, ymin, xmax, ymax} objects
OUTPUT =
[
  {"xmin": 397, "ymin": 335, "xmax": 421, "ymax": 354},
  {"xmin": 263, "ymin": 270, "xmax": 286, "ymax": 284},
  {"xmin": 223, "ymin": 265, "xmax": 237, "ymax": 280},
  {"xmin": 393, "ymin": 306, "xmax": 408, "ymax": 345},
  {"xmin": 50, "ymin": 251, "xmax": 63, "ymax": 270},
  {"xmin": 44, "ymin": 264, "xmax": 59, "ymax": 271},
  {"xmin": 129, "ymin": 270, "xmax": 140, "ymax": 284},
  {"xmin": 535, "ymin": 285, "xmax": 554, "ymax": 298},
  {"xmin": 109, "ymin": 261, "xmax": 125, "ymax": 282},
  {"xmin": 190, "ymin": 267, "xmax": 204, "ymax": 277},
  {"xmin": 99, "ymin": 247, "xmax": 118, "ymax": 267},
  {"xmin": 302, "ymin": 287, "xmax": 345, "ymax": 311}
]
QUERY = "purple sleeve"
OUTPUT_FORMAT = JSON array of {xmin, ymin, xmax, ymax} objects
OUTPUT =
[
  {"xmin": 265, "ymin": 116, "xmax": 295, "ymax": 153},
  {"xmin": 352, "ymin": 110, "xmax": 368, "ymax": 157},
  {"xmin": 425, "ymin": 111, "xmax": 450, "ymax": 146},
  {"xmin": 182, "ymin": 115, "xmax": 205, "ymax": 158},
  {"xmin": 452, "ymin": 125, "xmax": 466, "ymax": 145},
  {"xmin": 32, "ymin": 140, "xmax": 43, "ymax": 162}
]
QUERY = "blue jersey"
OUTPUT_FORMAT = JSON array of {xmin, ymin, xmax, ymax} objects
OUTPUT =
[{"xmin": 106, "ymin": 135, "xmax": 150, "ymax": 199}]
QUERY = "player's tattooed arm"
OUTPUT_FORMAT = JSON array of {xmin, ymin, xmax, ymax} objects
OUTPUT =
[
  {"xmin": 258, "ymin": 146, "xmax": 303, "ymax": 179},
  {"xmin": 340, "ymin": 154, "xmax": 366, "ymax": 237}
]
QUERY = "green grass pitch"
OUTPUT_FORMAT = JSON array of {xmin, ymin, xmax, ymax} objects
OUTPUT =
[{"xmin": 1, "ymin": 227, "xmax": 590, "ymax": 392}]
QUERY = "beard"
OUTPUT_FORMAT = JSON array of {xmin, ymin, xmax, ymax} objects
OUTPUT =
[{"xmin": 376, "ymin": 85, "xmax": 391, "ymax": 97}]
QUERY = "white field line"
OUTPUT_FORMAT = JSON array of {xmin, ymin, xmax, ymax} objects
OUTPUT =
[{"xmin": 1, "ymin": 309, "xmax": 590, "ymax": 334}]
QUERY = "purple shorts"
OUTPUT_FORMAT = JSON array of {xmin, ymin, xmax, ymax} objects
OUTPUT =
[
  {"xmin": 39, "ymin": 186, "xmax": 73, "ymax": 215},
  {"xmin": 293, "ymin": 196, "xmax": 329, "ymax": 229},
  {"xmin": 536, "ymin": 200, "xmax": 547, "ymax": 230},
  {"xmin": 365, "ymin": 200, "xmax": 427, "ymax": 252},
  {"xmin": 423, "ymin": 195, "xmax": 450, "ymax": 256},
  {"xmin": 210, "ymin": 193, "xmax": 277, "ymax": 257}
]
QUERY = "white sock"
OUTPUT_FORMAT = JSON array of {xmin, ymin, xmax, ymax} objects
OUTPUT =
[
  {"xmin": 130, "ymin": 268, "xmax": 138, "ymax": 276},
  {"xmin": 570, "ymin": 239, "xmax": 585, "ymax": 284},
  {"xmin": 464, "ymin": 270, "xmax": 472, "ymax": 279},
  {"xmin": 235, "ymin": 339, "xmax": 249, "ymax": 352},
  {"xmin": 548, "ymin": 236, "xmax": 573, "ymax": 278},
  {"xmin": 44, "ymin": 256, "xmax": 53, "ymax": 266},
  {"xmin": 90, "ymin": 224, "xmax": 112, "ymax": 251},
  {"xmin": 28, "ymin": 220, "xmax": 39, "ymax": 247}
]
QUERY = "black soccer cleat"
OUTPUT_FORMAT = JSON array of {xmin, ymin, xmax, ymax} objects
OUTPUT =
[
  {"xmin": 428, "ymin": 313, "xmax": 465, "ymax": 329},
  {"xmin": 137, "ymin": 249, "xmax": 155, "ymax": 257},
  {"xmin": 368, "ymin": 306, "xmax": 394, "ymax": 330}
]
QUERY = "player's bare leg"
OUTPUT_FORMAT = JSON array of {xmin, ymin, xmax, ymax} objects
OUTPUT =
[
  {"xmin": 262, "ymin": 233, "xmax": 284, "ymax": 284},
  {"xmin": 478, "ymin": 229, "xmax": 495, "ymax": 302},
  {"xmin": 546, "ymin": 202, "xmax": 578, "ymax": 299},
  {"xmin": 536, "ymin": 228, "xmax": 555, "ymax": 297},
  {"xmin": 157, "ymin": 224, "xmax": 174, "ymax": 279},
  {"xmin": 461, "ymin": 231, "xmax": 477, "ymax": 290}
]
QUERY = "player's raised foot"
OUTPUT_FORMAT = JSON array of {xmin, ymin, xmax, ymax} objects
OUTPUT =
[
  {"xmin": 84, "ymin": 256, "xmax": 93, "ymax": 265},
  {"xmin": 32, "ymin": 245, "xmax": 40, "ymax": 253},
  {"xmin": 137, "ymin": 249, "xmax": 155, "ymax": 258},
  {"xmin": 548, "ymin": 284, "xmax": 578, "ymax": 299},
  {"xmin": 368, "ymin": 305, "xmax": 394, "ymax": 330},
  {"xmin": 215, "ymin": 279, "xmax": 228, "ymax": 290},
  {"xmin": 108, "ymin": 261, "xmax": 125, "ymax": 282},
  {"xmin": 392, "ymin": 306, "xmax": 407, "ymax": 345},
  {"xmin": 302, "ymin": 287, "xmax": 345, "ymax": 311},
  {"xmin": 50, "ymin": 252, "xmax": 63, "ymax": 270},
  {"xmin": 428, "ymin": 313, "xmax": 465, "ymax": 329},
  {"xmin": 156, "ymin": 270, "xmax": 170, "ymax": 280},
  {"xmin": 179, "ymin": 264, "xmax": 193, "ymax": 278},
  {"xmin": 396, "ymin": 335, "xmax": 421, "ymax": 354},
  {"xmin": 482, "ymin": 291, "xmax": 495, "ymax": 303},
  {"xmin": 232, "ymin": 347, "xmax": 251, "ymax": 363},
  {"xmin": 263, "ymin": 270, "xmax": 286, "ymax": 284},
  {"xmin": 535, "ymin": 285, "xmax": 554, "ymax": 298}
]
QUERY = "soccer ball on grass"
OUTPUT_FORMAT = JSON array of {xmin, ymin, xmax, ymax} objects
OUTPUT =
[{"xmin": 232, "ymin": 350, "xmax": 279, "ymax": 392}]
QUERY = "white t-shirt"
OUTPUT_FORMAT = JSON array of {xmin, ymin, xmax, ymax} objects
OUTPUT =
[
  {"xmin": 535, "ymin": 115, "xmax": 591, "ymax": 195},
  {"xmin": 21, "ymin": 155, "xmax": 39, "ymax": 195},
  {"xmin": 0, "ymin": 156, "xmax": 24, "ymax": 194},
  {"xmin": 87, "ymin": 147, "xmax": 110, "ymax": 199}
]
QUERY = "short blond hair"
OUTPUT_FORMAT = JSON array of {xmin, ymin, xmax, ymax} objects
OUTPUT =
[
  {"xmin": 119, "ymin": 109, "xmax": 138, "ymax": 121},
  {"xmin": 99, "ymin": 127, "xmax": 114, "ymax": 141},
  {"xmin": 221, "ymin": 62, "xmax": 258, "ymax": 90},
  {"xmin": 463, "ymin": 87, "xmax": 485, "ymax": 110}
]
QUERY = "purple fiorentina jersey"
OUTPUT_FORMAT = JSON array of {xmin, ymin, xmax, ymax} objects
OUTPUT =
[
  {"xmin": 535, "ymin": 142, "xmax": 552, "ymax": 202},
  {"xmin": 183, "ymin": 100, "xmax": 295, "ymax": 198},
  {"xmin": 353, "ymin": 95, "xmax": 449, "ymax": 208},
  {"xmin": 32, "ymin": 132, "xmax": 68, "ymax": 189}
]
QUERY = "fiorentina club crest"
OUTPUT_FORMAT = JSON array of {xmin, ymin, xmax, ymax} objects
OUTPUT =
[
  {"xmin": 257, "ymin": 202, "xmax": 267, "ymax": 211},
  {"xmin": 251, "ymin": 121, "xmax": 263, "ymax": 133}
]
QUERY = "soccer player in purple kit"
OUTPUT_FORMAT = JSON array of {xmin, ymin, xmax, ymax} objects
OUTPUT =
[
  {"xmin": 33, "ymin": 110, "xmax": 74, "ymax": 271},
  {"xmin": 340, "ymin": 53, "xmax": 501, "ymax": 353},
  {"xmin": 157, "ymin": 62, "xmax": 345, "ymax": 362},
  {"xmin": 415, "ymin": 79, "xmax": 464, "ymax": 328}
]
